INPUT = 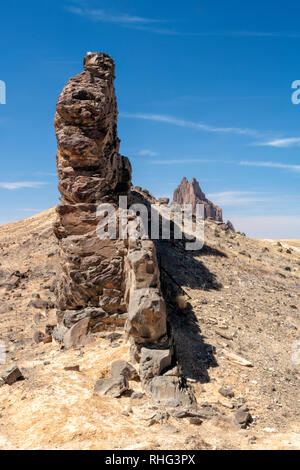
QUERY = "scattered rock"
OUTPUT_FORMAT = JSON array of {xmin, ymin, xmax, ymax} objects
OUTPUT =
[
  {"xmin": 131, "ymin": 392, "xmax": 144, "ymax": 400},
  {"xmin": 106, "ymin": 333, "xmax": 122, "ymax": 343},
  {"xmin": 172, "ymin": 406, "xmax": 215, "ymax": 420},
  {"xmin": 64, "ymin": 365, "xmax": 80, "ymax": 372},
  {"xmin": 33, "ymin": 330, "xmax": 52, "ymax": 344},
  {"xmin": 1, "ymin": 366, "xmax": 24, "ymax": 385},
  {"xmin": 219, "ymin": 386, "xmax": 235, "ymax": 398},
  {"xmin": 188, "ymin": 417, "xmax": 203, "ymax": 426},
  {"xmin": 94, "ymin": 375, "xmax": 128, "ymax": 398},
  {"xmin": 222, "ymin": 349, "xmax": 253, "ymax": 367},
  {"xmin": 111, "ymin": 360, "xmax": 139, "ymax": 381},
  {"xmin": 52, "ymin": 323, "xmax": 68, "ymax": 342},
  {"xmin": 234, "ymin": 409, "xmax": 252, "ymax": 428},
  {"xmin": 28, "ymin": 299, "xmax": 54, "ymax": 310},
  {"xmin": 63, "ymin": 318, "xmax": 93, "ymax": 349},
  {"xmin": 45, "ymin": 323, "xmax": 56, "ymax": 336},
  {"xmin": 148, "ymin": 413, "xmax": 164, "ymax": 426}
]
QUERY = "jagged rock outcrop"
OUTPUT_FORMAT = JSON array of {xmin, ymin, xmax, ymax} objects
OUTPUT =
[
  {"xmin": 53, "ymin": 52, "xmax": 132, "ymax": 333},
  {"xmin": 172, "ymin": 177, "xmax": 223, "ymax": 222},
  {"xmin": 53, "ymin": 52, "xmax": 194, "ymax": 405},
  {"xmin": 53, "ymin": 53, "xmax": 168, "ymax": 363}
]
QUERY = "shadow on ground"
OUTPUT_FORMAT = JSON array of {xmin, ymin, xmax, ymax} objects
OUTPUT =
[
  {"xmin": 129, "ymin": 191, "xmax": 223, "ymax": 384},
  {"xmin": 156, "ymin": 238, "xmax": 222, "ymax": 383}
]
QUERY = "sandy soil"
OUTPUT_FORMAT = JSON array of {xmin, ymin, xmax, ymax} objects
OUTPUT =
[{"xmin": 0, "ymin": 209, "xmax": 299, "ymax": 450}]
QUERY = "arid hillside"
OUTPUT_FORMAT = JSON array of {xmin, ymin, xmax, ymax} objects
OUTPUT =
[{"xmin": 0, "ymin": 207, "xmax": 299, "ymax": 450}]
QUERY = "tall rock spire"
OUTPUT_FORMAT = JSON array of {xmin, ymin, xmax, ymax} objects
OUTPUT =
[
  {"xmin": 54, "ymin": 52, "xmax": 132, "ymax": 323},
  {"xmin": 53, "ymin": 53, "xmax": 167, "ymax": 357}
]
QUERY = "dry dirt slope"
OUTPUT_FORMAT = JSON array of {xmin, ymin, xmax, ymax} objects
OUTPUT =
[{"xmin": 0, "ymin": 208, "xmax": 299, "ymax": 450}]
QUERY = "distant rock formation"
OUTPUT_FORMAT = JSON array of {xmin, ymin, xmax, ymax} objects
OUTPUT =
[{"xmin": 172, "ymin": 177, "xmax": 223, "ymax": 222}]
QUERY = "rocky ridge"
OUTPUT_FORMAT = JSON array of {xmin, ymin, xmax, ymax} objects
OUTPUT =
[
  {"xmin": 53, "ymin": 53, "xmax": 192, "ymax": 405},
  {"xmin": 0, "ymin": 207, "xmax": 299, "ymax": 449}
]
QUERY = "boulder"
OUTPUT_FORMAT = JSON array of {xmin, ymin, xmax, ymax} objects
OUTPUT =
[
  {"xmin": 218, "ymin": 386, "xmax": 235, "ymax": 399},
  {"xmin": 144, "ymin": 376, "xmax": 195, "ymax": 406},
  {"xmin": 126, "ymin": 288, "xmax": 167, "ymax": 344},
  {"xmin": 139, "ymin": 348, "xmax": 172, "ymax": 381},
  {"xmin": 234, "ymin": 409, "xmax": 252, "ymax": 428},
  {"xmin": 63, "ymin": 318, "xmax": 93, "ymax": 349},
  {"xmin": 1, "ymin": 366, "xmax": 24, "ymax": 385},
  {"xmin": 111, "ymin": 360, "xmax": 139, "ymax": 381},
  {"xmin": 94, "ymin": 375, "xmax": 128, "ymax": 398}
]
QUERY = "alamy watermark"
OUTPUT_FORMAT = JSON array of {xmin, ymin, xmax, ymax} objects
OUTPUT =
[
  {"xmin": 0, "ymin": 340, "xmax": 6, "ymax": 365},
  {"xmin": 291, "ymin": 341, "xmax": 300, "ymax": 367},
  {"xmin": 96, "ymin": 197, "xmax": 205, "ymax": 251},
  {"xmin": 291, "ymin": 80, "xmax": 300, "ymax": 104},
  {"xmin": 0, "ymin": 80, "xmax": 6, "ymax": 104}
]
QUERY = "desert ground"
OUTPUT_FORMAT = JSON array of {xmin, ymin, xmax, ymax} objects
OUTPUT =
[{"xmin": 0, "ymin": 208, "xmax": 299, "ymax": 450}]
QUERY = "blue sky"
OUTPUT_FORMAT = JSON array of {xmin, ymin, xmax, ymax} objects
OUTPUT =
[{"xmin": 0, "ymin": 0, "xmax": 299, "ymax": 238}]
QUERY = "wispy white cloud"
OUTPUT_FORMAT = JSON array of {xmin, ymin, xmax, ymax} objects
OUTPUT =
[
  {"xmin": 66, "ymin": 5, "xmax": 180, "ymax": 35},
  {"xmin": 67, "ymin": 6, "xmax": 163, "ymax": 25},
  {"xmin": 146, "ymin": 156, "xmax": 300, "ymax": 174},
  {"xmin": 121, "ymin": 24, "xmax": 180, "ymax": 36},
  {"xmin": 256, "ymin": 137, "xmax": 300, "ymax": 148},
  {"xmin": 137, "ymin": 149, "xmax": 159, "ymax": 157},
  {"xmin": 121, "ymin": 112, "xmax": 262, "ymax": 137},
  {"xmin": 193, "ymin": 31, "xmax": 300, "ymax": 39},
  {"xmin": 0, "ymin": 182, "xmax": 47, "ymax": 190},
  {"xmin": 240, "ymin": 161, "xmax": 300, "ymax": 173},
  {"xmin": 207, "ymin": 191, "xmax": 271, "ymax": 206},
  {"xmin": 66, "ymin": 8, "xmax": 300, "ymax": 38},
  {"xmin": 148, "ymin": 158, "xmax": 221, "ymax": 165}
]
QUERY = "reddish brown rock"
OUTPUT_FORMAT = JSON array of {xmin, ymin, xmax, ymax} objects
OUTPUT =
[
  {"xmin": 172, "ymin": 177, "xmax": 223, "ymax": 222},
  {"xmin": 54, "ymin": 53, "xmax": 132, "ymax": 325},
  {"xmin": 53, "ymin": 52, "xmax": 185, "ymax": 404},
  {"xmin": 63, "ymin": 318, "xmax": 93, "ymax": 349},
  {"xmin": 53, "ymin": 53, "xmax": 167, "ymax": 354}
]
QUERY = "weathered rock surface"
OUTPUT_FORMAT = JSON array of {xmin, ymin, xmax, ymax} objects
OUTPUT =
[
  {"xmin": 1, "ymin": 366, "xmax": 24, "ymax": 385},
  {"xmin": 126, "ymin": 287, "xmax": 167, "ymax": 345},
  {"xmin": 139, "ymin": 347, "xmax": 172, "ymax": 382},
  {"xmin": 54, "ymin": 52, "xmax": 131, "ymax": 328},
  {"xmin": 63, "ymin": 318, "xmax": 93, "ymax": 349},
  {"xmin": 219, "ymin": 386, "xmax": 235, "ymax": 398},
  {"xmin": 111, "ymin": 360, "xmax": 139, "ymax": 381},
  {"xmin": 144, "ymin": 376, "xmax": 195, "ymax": 406},
  {"xmin": 172, "ymin": 177, "xmax": 223, "ymax": 221},
  {"xmin": 94, "ymin": 375, "xmax": 128, "ymax": 398},
  {"xmin": 234, "ymin": 409, "xmax": 252, "ymax": 428},
  {"xmin": 53, "ymin": 53, "xmax": 171, "ymax": 402},
  {"xmin": 0, "ymin": 203, "xmax": 299, "ymax": 449}
]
